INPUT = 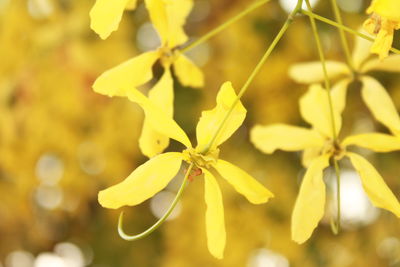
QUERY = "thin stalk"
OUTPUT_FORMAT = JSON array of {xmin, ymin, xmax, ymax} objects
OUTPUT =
[
  {"xmin": 181, "ymin": 0, "xmax": 271, "ymax": 53},
  {"xmin": 118, "ymin": 163, "xmax": 194, "ymax": 241},
  {"xmin": 329, "ymin": 0, "xmax": 354, "ymax": 70},
  {"xmin": 304, "ymin": 0, "xmax": 337, "ymax": 141},
  {"xmin": 332, "ymin": 159, "xmax": 341, "ymax": 234},
  {"xmin": 200, "ymin": 0, "xmax": 304, "ymax": 154},
  {"xmin": 301, "ymin": 9, "xmax": 400, "ymax": 55},
  {"xmin": 304, "ymin": 0, "xmax": 341, "ymax": 233}
]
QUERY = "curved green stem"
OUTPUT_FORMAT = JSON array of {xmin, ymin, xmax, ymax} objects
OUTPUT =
[
  {"xmin": 301, "ymin": 9, "xmax": 400, "ymax": 55},
  {"xmin": 329, "ymin": 0, "xmax": 354, "ymax": 71},
  {"xmin": 118, "ymin": 163, "xmax": 195, "ymax": 241},
  {"xmin": 181, "ymin": 0, "xmax": 272, "ymax": 53},
  {"xmin": 200, "ymin": 0, "xmax": 304, "ymax": 154},
  {"xmin": 304, "ymin": 0, "xmax": 341, "ymax": 234}
]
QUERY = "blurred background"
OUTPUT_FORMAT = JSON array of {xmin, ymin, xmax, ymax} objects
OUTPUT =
[{"xmin": 1, "ymin": 0, "xmax": 400, "ymax": 266}]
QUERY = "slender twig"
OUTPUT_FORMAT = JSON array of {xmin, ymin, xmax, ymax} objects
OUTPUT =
[
  {"xmin": 118, "ymin": 163, "xmax": 194, "ymax": 241},
  {"xmin": 301, "ymin": 9, "xmax": 400, "ymax": 55},
  {"xmin": 181, "ymin": 0, "xmax": 272, "ymax": 53},
  {"xmin": 329, "ymin": 0, "xmax": 354, "ymax": 71},
  {"xmin": 200, "ymin": 0, "xmax": 304, "ymax": 154},
  {"xmin": 333, "ymin": 159, "xmax": 341, "ymax": 233}
]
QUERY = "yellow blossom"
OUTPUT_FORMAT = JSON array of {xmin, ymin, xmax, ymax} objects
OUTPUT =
[
  {"xmin": 92, "ymin": 0, "xmax": 204, "ymax": 158},
  {"xmin": 363, "ymin": 0, "xmax": 400, "ymax": 59},
  {"xmin": 250, "ymin": 84, "xmax": 400, "ymax": 244},
  {"xmin": 289, "ymin": 30, "xmax": 400, "ymax": 129},
  {"xmin": 98, "ymin": 82, "xmax": 273, "ymax": 259}
]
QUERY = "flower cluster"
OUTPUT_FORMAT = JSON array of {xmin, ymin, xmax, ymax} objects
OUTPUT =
[
  {"xmin": 89, "ymin": 0, "xmax": 273, "ymax": 259},
  {"xmin": 89, "ymin": 0, "xmax": 400, "ymax": 259}
]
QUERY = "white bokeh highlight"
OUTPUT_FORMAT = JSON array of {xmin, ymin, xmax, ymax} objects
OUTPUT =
[
  {"xmin": 150, "ymin": 191, "xmax": 182, "ymax": 221},
  {"xmin": 338, "ymin": 0, "xmax": 363, "ymax": 13},
  {"xmin": 35, "ymin": 154, "xmax": 64, "ymax": 186},
  {"xmin": 136, "ymin": 22, "xmax": 161, "ymax": 52},
  {"xmin": 27, "ymin": 0, "xmax": 53, "ymax": 19},
  {"xmin": 279, "ymin": 0, "xmax": 319, "ymax": 13},
  {"xmin": 247, "ymin": 249, "xmax": 290, "ymax": 267},
  {"xmin": 328, "ymin": 170, "xmax": 379, "ymax": 229},
  {"xmin": 5, "ymin": 250, "xmax": 34, "ymax": 267}
]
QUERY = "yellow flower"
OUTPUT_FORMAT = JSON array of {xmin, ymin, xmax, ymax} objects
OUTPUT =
[
  {"xmin": 98, "ymin": 82, "xmax": 274, "ymax": 259},
  {"xmin": 363, "ymin": 0, "xmax": 400, "ymax": 59},
  {"xmin": 92, "ymin": 0, "xmax": 204, "ymax": 158},
  {"xmin": 250, "ymin": 84, "xmax": 400, "ymax": 244},
  {"xmin": 289, "ymin": 30, "xmax": 400, "ymax": 129}
]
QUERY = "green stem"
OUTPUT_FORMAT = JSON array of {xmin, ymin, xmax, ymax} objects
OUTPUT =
[
  {"xmin": 304, "ymin": 0, "xmax": 341, "ymax": 234},
  {"xmin": 304, "ymin": 0, "xmax": 338, "ymax": 141},
  {"xmin": 200, "ymin": 0, "xmax": 304, "ymax": 154},
  {"xmin": 181, "ymin": 0, "xmax": 272, "ymax": 53},
  {"xmin": 329, "ymin": 0, "xmax": 354, "ymax": 71},
  {"xmin": 118, "ymin": 163, "xmax": 194, "ymax": 241},
  {"xmin": 333, "ymin": 159, "xmax": 341, "ymax": 234},
  {"xmin": 301, "ymin": 9, "xmax": 400, "ymax": 55}
]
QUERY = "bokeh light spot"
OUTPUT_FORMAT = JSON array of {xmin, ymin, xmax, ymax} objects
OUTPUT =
[
  {"xmin": 279, "ymin": 0, "xmax": 319, "ymax": 13},
  {"xmin": 5, "ymin": 250, "xmax": 34, "ymax": 267},
  {"xmin": 35, "ymin": 154, "xmax": 64, "ymax": 186},
  {"xmin": 150, "ymin": 191, "xmax": 181, "ymax": 221},
  {"xmin": 136, "ymin": 22, "xmax": 161, "ymax": 52},
  {"xmin": 247, "ymin": 249, "xmax": 289, "ymax": 267},
  {"xmin": 34, "ymin": 185, "xmax": 63, "ymax": 210}
]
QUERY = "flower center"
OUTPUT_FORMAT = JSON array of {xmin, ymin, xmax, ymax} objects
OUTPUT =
[
  {"xmin": 158, "ymin": 46, "xmax": 175, "ymax": 67},
  {"xmin": 182, "ymin": 148, "xmax": 220, "ymax": 169},
  {"xmin": 322, "ymin": 139, "xmax": 345, "ymax": 160}
]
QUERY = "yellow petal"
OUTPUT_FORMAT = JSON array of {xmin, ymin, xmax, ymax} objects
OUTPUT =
[
  {"xmin": 89, "ymin": 0, "xmax": 130, "ymax": 40},
  {"xmin": 347, "ymin": 152, "xmax": 400, "ymax": 217},
  {"xmin": 139, "ymin": 69, "xmax": 174, "ymax": 157},
  {"xmin": 127, "ymin": 89, "xmax": 192, "ymax": 148},
  {"xmin": 98, "ymin": 152, "xmax": 182, "ymax": 209},
  {"xmin": 368, "ymin": 0, "xmax": 400, "ymax": 21},
  {"xmin": 362, "ymin": 54, "xmax": 400, "ymax": 73},
  {"xmin": 214, "ymin": 160, "xmax": 274, "ymax": 204},
  {"xmin": 302, "ymin": 147, "xmax": 322, "ymax": 168},
  {"xmin": 173, "ymin": 52, "xmax": 204, "ymax": 88},
  {"xmin": 93, "ymin": 51, "xmax": 159, "ymax": 97},
  {"xmin": 300, "ymin": 84, "xmax": 342, "ymax": 138},
  {"xmin": 144, "ymin": 0, "xmax": 168, "ymax": 46},
  {"xmin": 352, "ymin": 28, "xmax": 373, "ymax": 69},
  {"xmin": 250, "ymin": 124, "xmax": 325, "ymax": 154},
  {"xmin": 196, "ymin": 82, "xmax": 246, "ymax": 152},
  {"xmin": 342, "ymin": 133, "xmax": 400, "ymax": 152},
  {"xmin": 330, "ymin": 78, "xmax": 350, "ymax": 114},
  {"xmin": 164, "ymin": 0, "xmax": 193, "ymax": 48},
  {"xmin": 145, "ymin": 0, "xmax": 193, "ymax": 48},
  {"xmin": 203, "ymin": 168, "xmax": 226, "ymax": 259},
  {"xmin": 361, "ymin": 76, "xmax": 400, "ymax": 135},
  {"xmin": 288, "ymin": 61, "xmax": 349, "ymax": 84},
  {"xmin": 291, "ymin": 154, "xmax": 330, "ymax": 244}
]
